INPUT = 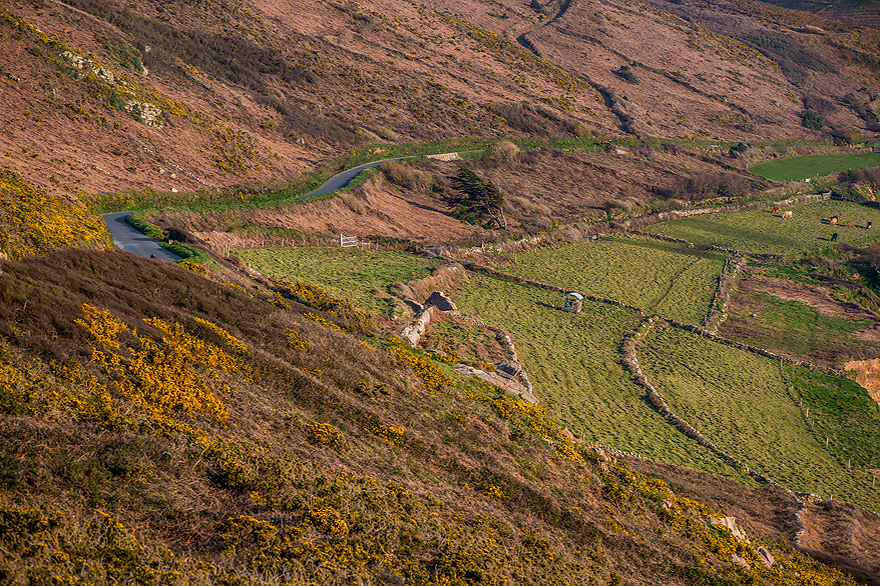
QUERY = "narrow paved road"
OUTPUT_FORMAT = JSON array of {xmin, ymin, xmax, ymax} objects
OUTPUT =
[
  {"xmin": 102, "ymin": 212, "xmax": 182, "ymax": 262},
  {"xmin": 299, "ymin": 157, "xmax": 414, "ymax": 198},
  {"xmin": 104, "ymin": 154, "xmax": 433, "ymax": 258}
]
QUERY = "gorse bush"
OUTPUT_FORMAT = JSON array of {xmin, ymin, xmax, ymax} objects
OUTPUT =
[
  {"xmin": 0, "ymin": 170, "xmax": 111, "ymax": 260},
  {"xmin": 277, "ymin": 280, "xmax": 374, "ymax": 333},
  {"xmin": 0, "ymin": 247, "xmax": 862, "ymax": 585}
]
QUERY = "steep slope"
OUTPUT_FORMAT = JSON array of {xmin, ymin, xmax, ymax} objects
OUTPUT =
[
  {"xmin": 1, "ymin": 0, "xmax": 879, "ymax": 199},
  {"xmin": 0, "ymin": 247, "xmax": 876, "ymax": 585}
]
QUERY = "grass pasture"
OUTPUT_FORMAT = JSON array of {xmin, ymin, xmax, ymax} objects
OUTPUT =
[
  {"xmin": 719, "ymin": 287, "xmax": 876, "ymax": 366},
  {"xmin": 454, "ymin": 274, "xmax": 751, "ymax": 481},
  {"xmin": 233, "ymin": 246, "xmax": 440, "ymax": 315},
  {"xmin": 748, "ymin": 153, "xmax": 880, "ymax": 182},
  {"xmin": 646, "ymin": 198, "xmax": 880, "ymax": 255},
  {"xmin": 502, "ymin": 235, "xmax": 727, "ymax": 324},
  {"xmin": 639, "ymin": 324, "xmax": 880, "ymax": 511}
]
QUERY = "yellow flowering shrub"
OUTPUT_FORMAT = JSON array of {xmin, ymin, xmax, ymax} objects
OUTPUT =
[
  {"xmin": 178, "ymin": 259, "xmax": 208, "ymax": 275},
  {"xmin": 305, "ymin": 506, "xmax": 349, "ymax": 535},
  {"xmin": 482, "ymin": 483, "xmax": 507, "ymax": 499},
  {"xmin": 0, "ymin": 505, "xmax": 214, "ymax": 582},
  {"xmin": 0, "ymin": 169, "xmax": 111, "ymax": 260},
  {"xmin": 267, "ymin": 296, "xmax": 292, "ymax": 309},
  {"xmin": 371, "ymin": 423, "xmax": 405, "ymax": 446},
  {"xmin": 388, "ymin": 345, "xmax": 453, "ymax": 393},
  {"xmin": 73, "ymin": 304, "xmax": 128, "ymax": 349},
  {"xmin": 304, "ymin": 312, "xmax": 343, "ymax": 332},
  {"xmin": 286, "ymin": 328, "xmax": 310, "ymax": 352},
  {"xmin": 193, "ymin": 317, "xmax": 248, "ymax": 356},
  {"xmin": 305, "ymin": 421, "xmax": 345, "ymax": 450},
  {"xmin": 279, "ymin": 281, "xmax": 373, "ymax": 333},
  {"xmin": 74, "ymin": 305, "xmax": 235, "ymax": 423}
]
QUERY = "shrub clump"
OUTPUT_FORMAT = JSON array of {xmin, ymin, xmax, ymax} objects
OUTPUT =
[
  {"xmin": 0, "ymin": 170, "xmax": 111, "ymax": 260},
  {"xmin": 380, "ymin": 160, "xmax": 433, "ymax": 190},
  {"xmin": 615, "ymin": 65, "xmax": 639, "ymax": 84},
  {"xmin": 492, "ymin": 140, "xmax": 521, "ymax": 165}
]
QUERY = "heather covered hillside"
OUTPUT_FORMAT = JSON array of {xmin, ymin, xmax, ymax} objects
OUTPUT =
[
  {"xmin": 1, "ymin": 0, "xmax": 879, "ymax": 197},
  {"xmin": 4, "ymin": 0, "xmax": 880, "ymax": 583}
]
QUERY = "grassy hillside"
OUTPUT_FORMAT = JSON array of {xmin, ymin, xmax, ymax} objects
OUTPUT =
[
  {"xmin": 646, "ymin": 199, "xmax": 880, "ymax": 255},
  {"xmin": 639, "ymin": 323, "xmax": 880, "ymax": 511},
  {"xmin": 1, "ymin": 249, "xmax": 862, "ymax": 585},
  {"xmin": 499, "ymin": 235, "xmax": 728, "ymax": 324},
  {"xmin": 234, "ymin": 246, "xmax": 440, "ymax": 315},
  {"xmin": 749, "ymin": 154, "xmax": 880, "ymax": 182}
]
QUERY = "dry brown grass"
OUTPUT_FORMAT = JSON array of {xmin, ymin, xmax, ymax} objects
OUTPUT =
[{"xmin": 0, "ymin": 249, "xmax": 877, "ymax": 583}]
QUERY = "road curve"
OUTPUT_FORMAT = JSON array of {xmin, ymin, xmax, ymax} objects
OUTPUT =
[
  {"xmin": 104, "ymin": 153, "xmax": 441, "ymax": 258},
  {"xmin": 102, "ymin": 212, "xmax": 182, "ymax": 262},
  {"xmin": 298, "ymin": 156, "xmax": 415, "ymax": 199}
]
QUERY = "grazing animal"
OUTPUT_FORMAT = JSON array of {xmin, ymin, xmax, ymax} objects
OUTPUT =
[
  {"xmin": 847, "ymin": 220, "xmax": 852, "ymax": 227},
  {"xmin": 831, "ymin": 233, "xmax": 839, "ymax": 242},
  {"xmin": 830, "ymin": 216, "xmax": 838, "ymax": 225},
  {"xmin": 868, "ymin": 221, "xmax": 873, "ymax": 229},
  {"xmin": 772, "ymin": 206, "xmax": 781, "ymax": 213},
  {"xmin": 782, "ymin": 210, "xmax": 792, "ymax": 219}
]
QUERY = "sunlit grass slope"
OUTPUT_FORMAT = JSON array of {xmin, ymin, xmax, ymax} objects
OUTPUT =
[
  {"xmin": 646, "ymin": 199, "xmax": 880, "ymax": 255},
  {"xmin": 454, "ymin": 273, "xmax": 750, "ymax": 480},
  {"xmin": 720, "ymin": 288, "xmax": 876, "ymax": 365},
  {"xmin": 234, "ymin": 246, "xmax": 440, "ymax": 314},
  {"xmin": 501, "ymin": 235, "xmax": 727, "ymax": 324},
  {"xmin": 639, "ymin": 324, "xmax": 880, "ymax": 511},
  {"xmin": 0, "ymin": 250, "xmax": 857, "ymax": 584},
  {"xmin": 748, "ymin": 153, "xmax": 880, "ymax": 182}
]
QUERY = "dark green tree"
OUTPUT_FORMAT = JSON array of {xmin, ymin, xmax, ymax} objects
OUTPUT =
[
  {"xmin": 442, "ymin": 167, "xmax": 507, "ymax": 230},
  {"xmin": 615, "ymin": 65, "xmax": 639, "ymax": 84}
]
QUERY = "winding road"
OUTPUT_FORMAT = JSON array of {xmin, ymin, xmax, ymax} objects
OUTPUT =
[
  {"xmin": 101, "ymin": 212, "xmax": 182, "ymax": 262},
  {"xmin": 300, "ymin": 157, "xmax": 413, "ymax": 198},
  {"xmin": 102, "ymin": 156, "xmax": 421, "ymax": 259}
]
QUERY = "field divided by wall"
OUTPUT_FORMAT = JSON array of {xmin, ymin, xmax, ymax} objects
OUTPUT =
[
  {"xmin": 499, "ymin": 235, "xmax": 727, "ymax": 324},
  {"xmin": 638, "ymin": 324, "xmax": 880, "ymax": 511},
  {"xmin": 454, "ymin": 274, "xmax": 751, "ymax": 481}
]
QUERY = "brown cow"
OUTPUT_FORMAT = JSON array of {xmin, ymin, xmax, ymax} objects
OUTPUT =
[
  {"xmin": 772, "ymin": 206, "xmax": 781, "ymax": 213},
  {"xmin": 846, "ymin": 220, "xmax": 852, "ymax": 227},
  {"xmin": 782, "ymin": 210, "xmax": 792, "ymax": 219},
  {"xmin": 830, "ymin": 216, "xmax": 838, "ymax": 225}
]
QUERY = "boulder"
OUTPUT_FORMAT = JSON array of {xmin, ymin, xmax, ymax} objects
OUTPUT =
[
  {"xmin": 710, "ymin": 516, "xmax": 750, "ymax": 544},
  {"xmin": 756, "ymin": 546, "xmax": 775, "ymax": 568}
]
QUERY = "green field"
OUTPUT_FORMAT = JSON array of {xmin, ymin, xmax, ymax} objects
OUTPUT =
[
  {"xmin": 502, "ymin": 235, "xmax": 727, "ymax": 324},
  {"xmin": 639, "ymin": 324, "xmax": 880, "ymax": 510},
  {"xmin": 234, "ymin": 246, "xmax": 440, "ymax": 315},
  {"xmin": 748, "ymin": 152, "xmax": 880, "ymax": 182},
  {"xmin": 646, "ymin": 199, "xmax": 880, "ymax": 255},
  {"xmin": 454, "ymin": 274, "xmax": 753, "ymax": 481},
  {"xmin": 720, "ymin": 289, "xmax": 875, "ymax": 364}
]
